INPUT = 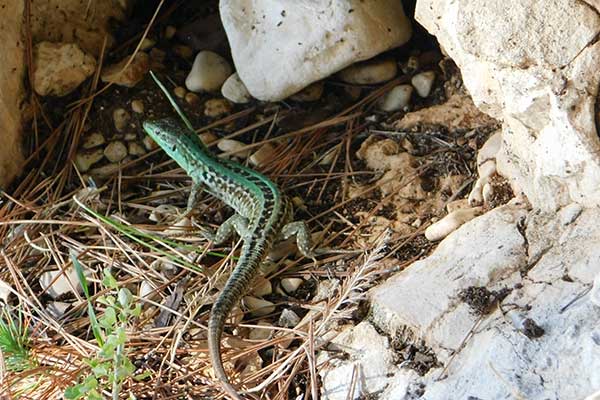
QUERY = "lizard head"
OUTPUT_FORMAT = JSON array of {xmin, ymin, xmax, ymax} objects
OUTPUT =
[{"xmin": 143, "ymin": 118, "xmax": 208, "ymax": 171}]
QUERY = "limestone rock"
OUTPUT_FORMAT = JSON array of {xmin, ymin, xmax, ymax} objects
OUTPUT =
[
  {"xmin": 338, "ymin": 58, "xmax": 397, "ymax": 85},
  {"xmin": 0, "ymin": 0, "xmax": 25, "ymax": 189},
  {"xmin": 221, "ymin": 0, "xmax": 412, "ymax": 101},
  {"xmin": 378, "ymin": 84, "xmax": 413, "ymax": 112},
  {"xmin": 33, "ymin": 42, "xmax": 96, "ymax": 96},
  {"xmin": 416, "ymin": 0, "xmax": 600, "ymax": 211}
]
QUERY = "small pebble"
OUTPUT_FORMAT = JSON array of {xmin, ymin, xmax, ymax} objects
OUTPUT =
[
  {"xmin": 278, "ymin": 309, "xmax": 301, "ymax": 328},
  {"xmin": 164, "ymin": 25, "xmax": 177, "ymax": 39},
  {"xmin": 338, "ymin": 58, "xmax": 397, "ymax": 85},
  {"xmin": 128, "ymin": 141, "xmax": 146, "ymax": 156},
  {"xmin": 425, "ymin": 207, "xmax": 482, "ymax": 241},
  {"xmin": 185, "ymin": 92, "xmax": 201, "ymax": 107},
  {"xmin": 101, "ymin": 52, "xmax": 150, "ymax": 88},
  {"xmin": 411, "ymin": 71, "xmax": 436, "ymax": 98},
  {"xmin": 124, "ymin": 133, "xmax": 137, "ymax": 141},
  {"xmin": 173, "ymin": 44, "xmax": 194, "ymax": 59},
  {"xmin": 221, "ymin": 73, "xmax": 252, "ymax": 104},
  {"xmin": 0, "ymin": 279, "xmax": 11, "ymax": 303},
  {"xmin": 378, "ymin": 84, "xmax": 413, "ymax": 112},
  {"xmin": 204, "ymin": 98, "xmax": 232, "ymax": 118},
  {"xmin": 401, "ymin": 55, "xmax": 420, "ymax": 74},
  {"xmin": 217, "ymin": 139, "xmax": 251, "ymax": 158},
  {"xmin": 243, "ymin": 296, "xmax": 275, "ymax": 317},
  {"xmin": 89, "ymin": 162, "xmax": 123, "ymax": 177},
  {"xmin": 113, "ymin": 108, "xmax": 130, "ymax": 132},
  {"xmin": 47, "ymin": 302, "xmax": 71, "ymax": 318},
  {"xmin": 139, "ymin": 38, "xmax": 155, "ymax": 51},
  {"xmin": 446, "ymin": 199, "xmax": 470, "ymax": 213},
  {"xmin": 75, "ymin": 148, "xmax": 104, "ymax": 172},
  {"xmin": 143, "ymin": 135, "xmax": 157, "ymax": 151},
  {"xmin": 149, "ymin": 204, "xmax": 179, "ymax": 223},
  {"xmin": 199, "ymin": 131, "xmax": 218, "ymax": 145},
  {"xmin": 104, "ymin": 141, "xmax": 128, "ymax": 162},
  {"xmin": 39, "ymin": 268, "xmax": 84, "ymax": 299},
  {"xmin": 290, "ymin": 81, "xmax": 324, "ymax": 102},
  {"xmin": 319, "ymin": 148, "xmax": 337, "ymax": 166},
  {"xmin": 131, "ymin": 99, "xmax": 144, "ymax": 114},
  {"xmin": 185, "ymin": 50, "xmax": 232, "ymax": 92},
  {"xmin": 250, "ymin": 277, "xmax": 272, "ymax": 297},
  {"xmin": 281, "ymin": 277, "xmax": 303, "ymax": 294},
  {"xmin": 170, "ymin": 87, "xmax": 185, "ymax": 100},
  {"xmin": 249, "ymin": 143, "xmax": 275, "ymax": 167},
  {"xmin": 82, "ymin": 132, "xmax": 105, "ymax": 149},
  {"xmin": 248, "ymin": 320, "xmax": 274, "ymax": 341},
  {"xmin": 139, "ymin": 281, "xmax": 156, "ymax": 300}
]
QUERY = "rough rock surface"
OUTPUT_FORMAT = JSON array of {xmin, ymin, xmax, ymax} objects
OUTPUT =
[
  {"xmin": 220, "ymin": 0, "xmax": 412, "ymax": 101},
  {"xmin": 33, "ymin": 42, "xmax": 96, "ymax": 96},
  {"xmin": 415, "ymin": 0, "xmax": 600, "ymax": 211},
  {"xmin": 0, "ymin": 0, "xmax": 25, "ymax": 189},
  {"xmin": 320, "ymin": 205, "xmax": 600, "ymax": 399}
]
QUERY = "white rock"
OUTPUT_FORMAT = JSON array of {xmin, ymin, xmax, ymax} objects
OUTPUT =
[
  {"xmin": 199, "ymin": 131, "xmax": 218, "ymax": 145},
  {"xmin": 47, "ymin": 301, "xmax": 71, "ymax": 318},
  {"xmin": 243, "ymin": 296, "xmax": 275, "ymax": 317},
  {"xmin": 221, "ymin": 73, "xmax": 252, "ymax": 104},
  {"xmin": 221, "ymin": 0, "xmax": 412, "ymax": 101},
  {"xmin": 318, "ymin": 322, "xmax": 401, "ymax": 400},
  {"xmin": 101, "ymin": 52, "xmax": 150, "ymax": 88},
  {"xmin": 250, "ymin": 276, "xmax": 272, "ymax": 297},
  {"xmin": 112, "ymin": 108, "xmax": 130, "ymax": 132},
  {"xmin": 278, "ymin": 308, "xmax": 301, "ymax": 328},
  {"xmin": 411, "ymin": 71, "xmax": 435, "ymax": 97},
  {"xmin": 338, "ymin": 58, "xmax": 397, "ymax": 85},
  {"xmin": 248, "ymin": 320, "xmax": 274, "ymax": 341},
  {"xmin": 424, "ymin": 207, "xmax": 483, "ymax": 241},
  {"xmin": 589, "ymin": 273, "xmax": 600, "ymax": 307},
  {"xmin": 33, "ymin": 42, "xmax": 96, "ymax": 97},
  {"xmin": 281, "ymin": 277, "xmax": 303, "ymax": 294},
  {"xmin": 75, "ymin": 148, "xmax": 104, "ymax": 172},
  {"xmin": 217, "ymin": 139, "xmax": 251, "ymax": 158},
  {"xmin": 559, "ymin": 203, "xmax": 583, "ymax": 226},
  {"xmin": 185, "ymin": 51, "xmax": 232, "ymax": 92},
  {"xmin": 249, "ymin": 143, "xmax": 275, "ymax": 167},
  {"xmin": 468, "ymin": 131, "xmax": 502, "ymax": 206},
  {"xmin": 378, "ymin": 84, "xmax": 413, "ymax": 112},
  {"xmin": 104, "ymin": 141, "xmax": 128, "ymax": 163},
  {"xmin": 0, "ymin": 279, "xmax": 11, "ymax": 303},
  {"xmin": 139, "ymin": 280, "xmax": 157, "ymax": 300},
  {"xmin": 416, "ymin": 0, "xmax": 600, "ymax": 211},
  {"xmin": 39, "ymin": 268, "xmax": 85, "ymax": 299}
]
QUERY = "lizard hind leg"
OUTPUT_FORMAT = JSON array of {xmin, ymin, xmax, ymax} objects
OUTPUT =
[
  {"xmin": 211, "ymin": 214, "xmax": 250, "ymax": 244},
  {"xmin": 280, "ymin": 220, "xmax": 316, "ymax": 261}
]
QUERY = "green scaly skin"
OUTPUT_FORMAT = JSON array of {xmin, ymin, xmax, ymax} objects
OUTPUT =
[{"xmin": 144, "ymin": 116, "xmax": 314, "ymax": 399}]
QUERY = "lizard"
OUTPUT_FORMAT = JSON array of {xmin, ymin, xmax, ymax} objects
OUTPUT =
[{"xmin": 143, "ymin": 72, "xmax": 315, "ymax": 400}]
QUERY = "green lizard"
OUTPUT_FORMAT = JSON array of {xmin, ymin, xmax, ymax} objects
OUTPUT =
[{"xmin": 143, "ymin": 72, "xmax": 315, "ymax": 400}]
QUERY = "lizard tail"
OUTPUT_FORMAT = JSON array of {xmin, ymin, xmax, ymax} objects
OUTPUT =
[{"xmin": 208, "ymin": 238, "xmax": 268, "ymax": 400}]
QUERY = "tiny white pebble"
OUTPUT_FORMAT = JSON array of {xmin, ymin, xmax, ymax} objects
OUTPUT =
[
  {"xmin": 104, "ymin": 141, "xmax": 128, "ymax": 163},
  {"xmin": 174, "ymin": 86, "xmax": 187, "ymax": 98},
  {"xmin": 411, "ymin": 71, "xmax": 436, "ymax": 98},
  {"xmin": 131, "ymin": 100, "xmax": 144, "ymax": 113}
]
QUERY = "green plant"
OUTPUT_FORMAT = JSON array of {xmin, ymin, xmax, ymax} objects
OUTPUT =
[
  {"xmin": 0, "ymin": 306, "xmax": 34, "ymax": 372},
  {"xmin": 65, "ymin": 264, "xmax": 145, "ymax": 400}
]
